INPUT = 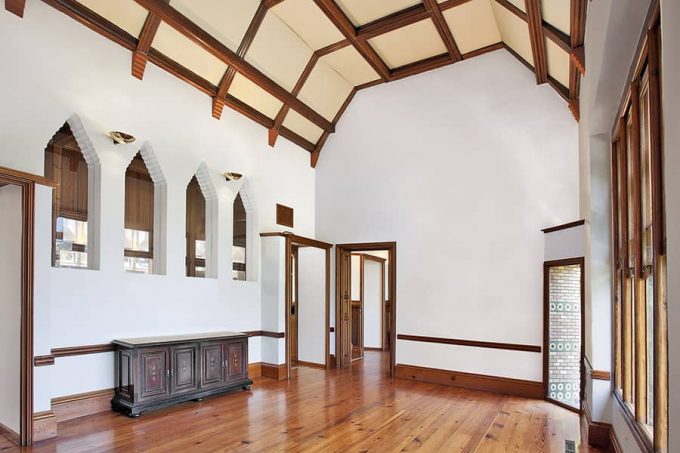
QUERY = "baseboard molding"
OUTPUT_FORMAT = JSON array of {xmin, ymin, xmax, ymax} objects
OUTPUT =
[
  {"xmin": 395, "ymin": 363, "xmax": 543, "ymax": 399},
  {"xmin": 248, "ymin": 362, "xmax": 262, "ymax": 378},
  {"xmin": 33, "ymin": 411, "xmax": 57, "ymax": 442},
  {"xmin": 52, "ymin": 388, "xmax": 114, "ymax": 423},
  {"xmin": 296, "ymin": 360, "xmax": 325, "ymax": 369},
  {"xmin": 329, "ymin": 354, "xmax": 336, "ymax": 368},
  {"xmin": 261, "ymin": 362, "xmax": 287, "ymax": 380},
  {"xmin": 364, "ymin": 347, "xmax": 383, "ymax": 351},
  {"xmin": 0, "ymin": 421, "xmax": 20, "ymax": 445},
  {"xmin": 581, "ymin": 397, "xmax": 616, "ymax": 452}
]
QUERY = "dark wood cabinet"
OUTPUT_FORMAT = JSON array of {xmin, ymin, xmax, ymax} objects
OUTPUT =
[{"xmin": 112, "ymin": 332, "xmax": 252, "ymax": 417}]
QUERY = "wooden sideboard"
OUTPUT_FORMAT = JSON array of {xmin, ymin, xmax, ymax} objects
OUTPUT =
[{"xmin": 111, "ymin": 332, "xmax": 252, "ymax": 417}]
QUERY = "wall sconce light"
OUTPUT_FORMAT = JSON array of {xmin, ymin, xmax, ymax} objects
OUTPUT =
[
  {"xmin": 224, "ymin": 172, "xmax": 242, "ymax": 181},
  {"xmin": 108, "ymin": 131, "xmax": 136, "ymax": 145}
]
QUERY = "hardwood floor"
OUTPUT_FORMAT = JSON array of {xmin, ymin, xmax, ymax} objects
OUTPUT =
[{"xmin": 1, "ymin": 352, "xmax": 601, "ymax": 452}]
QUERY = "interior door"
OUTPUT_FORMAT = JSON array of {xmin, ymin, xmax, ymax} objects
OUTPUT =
[
  {"xmin": 290, "ymin": 247, "xmax": 298, "ymax": 364},
  {"xmin": 338, "ymin": 249, "xmax": 352, "ymax": 368}
]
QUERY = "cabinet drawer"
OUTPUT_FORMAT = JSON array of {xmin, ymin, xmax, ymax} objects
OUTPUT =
[
  {"xmin": 200, "ymin": 342, "xmax": 224, "ymax": 388},
  {"xmin": 139, "ymin": 348, "xmax": 170, "ymax": 401}
]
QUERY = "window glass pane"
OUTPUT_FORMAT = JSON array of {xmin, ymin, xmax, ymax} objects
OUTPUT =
[
  {"xmin": 124, "ymin": 257, "xmax": 153, "ymax": 274},
  {"xmin": 195, "ymin": 240, "xmax": 206, "ymax": 259},
  {"xmin": 233, "ymin": 246, "xmax": 246, "ymax": 264},
  {"xmin": 195, "ymin": 266, "xmax": 206, "ymax": 278},
  {"xmin": 124, "ymin": 229, "xmax": 150, "ymax": 252},
  {"xmin": 55, "ymin": 217, "xmax": 88, "ymax": 268},
  {"xmin": 646, "ymin": 275, "xmax": 654, "ymax": 425}
]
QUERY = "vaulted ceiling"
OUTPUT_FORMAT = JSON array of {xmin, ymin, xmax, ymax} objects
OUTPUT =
[{"xmin": 6, "ymin": 0, "xmax": 586, "ymax": 167}]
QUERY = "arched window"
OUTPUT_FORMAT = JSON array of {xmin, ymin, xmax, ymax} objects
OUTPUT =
[
  {"xmin": 124, "ymin": 152, "xmax": 154, "ymax": 273},
  {"xmin": 186, "ymin": 176, "xmax": 206, "ymax": 277},
  {"xmin": 233, "ymin": 192, "xmax": 246, "ymax": 280},
  {"xmin": 44, "ymin": 123, "xmax": 88, "ymax": 268}
]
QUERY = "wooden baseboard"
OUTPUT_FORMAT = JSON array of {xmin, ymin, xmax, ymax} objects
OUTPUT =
[
  {"xmin": 33, "ymin": 411, "xmax": 57, "ymax": 442},
  {"xmin": 364, "ymin": 347, "xmax": 383, "ymax": 351},
  {"xmin": 261, "ymin": 362, "xmax": 287, "ymax": 380},
  {"xmin": 329, "ymin": 354, "xmax": 336, "ymax": 368},
  {"xmin": 248, "ymin": 362, "xmax": 262, "ymax": 378},
  {"xmin": 52, "ymin": 388, "xmax": 114, "ymax": 423},
  {"xmin": 581, "ymin": 396, "xmax": 617, "ymax": 452},
  {"xmin": 0, "ymin": 421, "xmax": 20, "ymax": 445},
  {"xmin": 296, "ymin": 360, "xmax": 325, "ymax": 369},
  {"xmin": 395, "ymin": 363, "xmax": 543, "ymax": 399}
]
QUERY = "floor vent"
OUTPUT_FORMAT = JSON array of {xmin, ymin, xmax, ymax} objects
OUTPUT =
[{"xmin": 565, "ymin": 440, "xmax": 576, "ymax": 453}]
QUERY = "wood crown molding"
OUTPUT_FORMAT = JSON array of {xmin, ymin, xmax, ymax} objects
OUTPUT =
[
  {"xmin": 397, "ymin": 334, "xmax": 541, "ymax": 353},
  {"xmin": 395, "ymin": 363, "xmax": 543, "ymax": 399},
  {"xmin": 51, "ymin": 344, "xmax": 114, "ymax": 357},
  {"xmin": 541, "ymin": 219, "xmax": 586, "ymax": 233},
  {"xmin": 34, "ymin": 355, "xmax": 55, "ymax": 367}
]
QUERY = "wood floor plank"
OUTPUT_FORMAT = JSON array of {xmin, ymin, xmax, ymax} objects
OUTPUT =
[{"xmin": 7, "ymin": 352, "xmax": 601, "ymax": 452}]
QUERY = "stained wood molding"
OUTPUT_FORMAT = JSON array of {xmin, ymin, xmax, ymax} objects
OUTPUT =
[
  {"xmin": 568, "ymin": 0, "xmax": 587, "ymax": 121},
  {"xmin": 0, "ymin": 165, "xmax": 57, "ymax": 187},
  {"xmin": 5, "ymin": 0, "xmax": 25, "ymax": 17},
  {"xmin": 296, "ymin": 360, "xmax": 326, "ymax": 369},
  {"xmin": 261, "ymin": 362, "xmax": 287, "ymax": 380},
  {"xmin": 397, "ymin": 334, "xmax": 541, "ymax": 353},
  {"xmin": 356, "ymin": 4, "xmax": 430, "ymax": 40},
  {"xmin": 51, "ymin": 343, "xmax": 114, "ymax": 357},
  {"xmin": 591, "ymin": 370, "xmax": 611, "ymax": 381},
  {"xmin": 0, "ymin": 422, "xmax": 19, "ymax": 446},
  {"xmin": 244, "ymin": 330, "xmax": 285, "ymax": 339},
  {"xmin": 502, "ymin": 43, "xmax": 569, "ymax": 102},
  {"xmin": 524, "ymin": 0, "xmax": 547, "ymax": 84},
  {"xmin": 52, "ymin": 388, "xmax": 114, "ymax": 423},
  {"xmin": 395, "ymin": 364, "xmax": 543, "ymax": 399},
  {"xmin": 423, "ymin": 0, "xmax": 462, "ymax": 61},
  {"xmin": 541, "ymin": 219, "xmax": 586, "ymax": 233},
  {"xmin": 260, "ymin": 232, "xmax": 333, "ymax": 249},
  {"xmin": 32, "ymin": 411, "xmax": 57, "ymax": 442},
  {"xmin": 131, "ymin": 0, "xmax": 331, "ymax": 133},
  {"xmin": 131, "ymin": 2, "xmax": 167, "ymax": 80},
  {"xmin": 33, "ymin": 355, "xmax": 55, "ymax": 367},
  {"xmin": 581, "ymin": 397, "xmax": 617, "ymax": 451}
]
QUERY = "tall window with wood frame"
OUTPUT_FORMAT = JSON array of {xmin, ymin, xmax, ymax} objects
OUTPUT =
[
  {"xmin": 44, "ymin": 123, "xmax": 89, "ymax": 268},
  {"xmin": 124, "ymin": 152, "xmax": 154, "ymax": 273},
  {"xmin": 233, "ymin": 192, "xmax": 246, "ymax": 280},
  {"xmin": 610, "ymin": 14, "xmax": 667, "ymax": 451},
  {"xmin": 186, "ymin": 176, "xmax": 206, "ymax": 278}
]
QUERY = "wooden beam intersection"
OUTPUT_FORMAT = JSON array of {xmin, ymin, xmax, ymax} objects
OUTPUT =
[
  {"xmin": 495, "ymin": 0, "xmax": 570, "ymax": 52},
  {"xmin": 132, "ymin": 1, "xmax": 168, "ymax": 80},
  {"xmin": 5, "ymin": 0, "xmax": 26, "ymax": 17},
  {"xmin": 423, "ymin": 0, "xmax": 462, "ymax": 61},
  {"xmin": 525, "ymin": 0, "xmax": 547, "ymax": 84},
  {"xmin": 133, "ymin": 0, "xmax": 333, "ymax": 132}
]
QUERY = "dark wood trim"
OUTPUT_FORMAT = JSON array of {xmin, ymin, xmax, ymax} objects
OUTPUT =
[
  {"xmin": 132, "ymin": 0, "xmax": 333, "ymax": 133},
  {"xmin": 312, "ymin": 0, "xmax": 390, "ymax": 81},
  {"xmin": 51, "ymin": 388, "xmax": 114, "ymax": 423},
  {"xmin": 423, "ymin": 0, "xmax": 462, "ymax": 61},
  {"xmin": 131, "ymin": 2, "xmax": 167, "ymax": 80},
  {"xmin": 316, "ymin": 39, "xmax": 350, "ymax": 56},
  {"xmin": 261, "ymin": 362, "xmax": 287, "ymax": 380},
  {"xmin": 51, "ymin": 343, "xmax": 114, "ymax": 357},
  {"xmin": 397, "ymin": 334, "xmax": 541, "ymax": 353},
  {"xmin": 5, "ymin": 0, "xmax": 26, "ymax": 17},
  {"xmin": 525, "ymin": 0, "xmax": 547, "ymax": 84},
  {"xmin": 0, "ymin": 166, "xmax": 57, "ymax": 188},
  {"xmin": 33, "ymin": 355, "xmax": 55, "ymax": 367},
  {"xmin": 296, "ymin": 360, "xmax": 326, "ymax": 370},
  {"xmin": 591, "ymin": 370, "xmax": 611, "ymax": 381},
  {"xmin": 31, "ymin": 411, "xmax": 56, "ymax": 443},
  {"xmin": 356, "ymin": 4, "xmax": 430, "ymax": 41},
  {"xmin": 568, "ymin": 0, "xmax": 587, "ymax": 121},
  {"xmin": 244, "ymin": 330, "xmax": 285, "ymax": 338},
  {"xmin": 260, "ymin": 232, "xmax": 333, "ymax": 250},
  {"xmin": 541, "ymin": 219, "xmax": 586, "ymax": 233},
  {"xmin": 395, "ymin": 364, "xmax": 543, "ymax": 399},
  {"xmin": 495, "ymin": 0, "xmax": 570, "ymax": 51}
]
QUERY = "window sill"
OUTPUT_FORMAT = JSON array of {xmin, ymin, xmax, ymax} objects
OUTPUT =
[{"xmin": 612, "ymin": 389, "xmax": 653, "ymax": 453}]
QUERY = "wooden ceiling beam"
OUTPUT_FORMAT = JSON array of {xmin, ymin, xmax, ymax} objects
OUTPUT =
[
  {"xmin": 133, "ymin": 0, "xmax": 333, "ymax": 132},
  {"xmin": 495, "ymin": 0, "xmax": 570, "ymax": 52},
  {"xmin": 312, "ymin": 0, "xmax": 391, "ymax": 81},
  {"xmin": 423, "ymin": 0, "xmax": 462, "ymax": 61},
  {"xmin": 5, "ymin": 0, "xmax": 25, "ymax": 17},
  {"xmin": 132, "ymin": 1, "xmax": 168, "ymax": 80},
  {"xmin": 568, "ymin": 0, "xmax": 587, "ymax": 121},
  {"xmin": 524, "ymin": 0, "xmax": 547, "ymax": 84},
  {"xmin": 356, "ymin": 4, "xmax": 430, "ymax": 41},
  {"xmin": 213, "ymin": 1, "xmax": 268, "ymax": 120}
]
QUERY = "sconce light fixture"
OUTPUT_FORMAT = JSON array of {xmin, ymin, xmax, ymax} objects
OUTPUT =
[
  {"xmin": 108, "ymin": 131, "xmax": 136, "ymax": 145},
  {"xmin": 224, "ymin": 172, "xmax": 242, "ymax": 181}
]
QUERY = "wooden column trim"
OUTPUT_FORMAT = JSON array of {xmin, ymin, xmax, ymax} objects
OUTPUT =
[
  {"xmin": 524, "ymin": 0, "xmax": 547, "ymax": 84},
  {"xmin": 312, "ymin": 0, "xmax": 391, "ymax": 82},
  {"xmin": 5, "ymin": 0, "xmax": 25, "ymax": 17},
  {"xmin": 213, "ymin": 1, "xmax": 268, "ymax": 120},
  {"xmin": 423, "ymin": 0, "xmax": 461, "ymax": 61},
  {"xmin": 131, "ymin": 0, "xmax": 168, "ymax": 80},
  {"xmin": 133, "ymin": 0, "xmax": 333, "ymax": 132}
]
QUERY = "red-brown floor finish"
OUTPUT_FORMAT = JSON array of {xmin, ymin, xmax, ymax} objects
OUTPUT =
[{"xmin": 1, "ymin": 352, "xmax": 601, "ymax": 452}]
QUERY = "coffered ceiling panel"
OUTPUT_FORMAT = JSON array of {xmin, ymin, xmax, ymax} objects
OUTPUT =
[
  {"xmin": 545, "ymin": 38, "xmax": 570, "ymax": 87},
  {"xmin": 77, "ymin": 0, "xmax": 148, "ymax": 37},
  {"xmin": 541, "ymin": 0, "xmax": 571, "ymax": 36},
  {"xmin": 228, "ymin": 73, "xmax": 283, "ymax": 119},
  {"xmin": 283, "ymin": 109, "xmax": 325, "ymax": 143},
  {"xmin": 171, "ymin": 0, "xmax": 260, "ymax": 52},
  {"xmin": 368, "ymin": 19, "xmax": 447, "ymax": 69},
  {"xmin": 153, "ymin": 23, "xmax": 228, "ymax": 85},
  {"xmin": 321, "ymin": 46, "xmax": 380, "ymax": 86},
  {"xmin": 443, "ymin": 0, "xmax": 502, "ymax": 54},
  {"xmin": 271, "ymin": 0, "xmax": 345, "ymax": 50},
  {"xmin": 335, "ymin": 0, "xmax": 422, "ymax": 26},
  {"xmin": 491, "ymin": 0, "xmax": 534, "ymax": 67},
  {"xmin": 245, "ymin": 12, "xmax": 314, "ymax": 92},
  {"xmin": 298, "ymin": 62, "xmax": 354, "ymax": 121}
]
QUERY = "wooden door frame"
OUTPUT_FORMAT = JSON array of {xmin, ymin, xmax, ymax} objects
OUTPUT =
[
  {"xmin": 0, "ymin": 166, "xmax": 54, "ymax": 446},
  {"xmin": 335, "ymin": 242, "xmax": 396, "ymax": 377},
  {"xmin": 282, "ymin": 234, "xmax": 332, "ymax": 379},
  {"xmin": 350, "ymin": 253, "xmax": 364, "ymax": 360},
  {"xmin": 360, "ymin": 254, "xmax": 386, "ymax": 351},
  {"xmin": 542, "ymin": 257, "xmax": 585, "ymax": 414}
]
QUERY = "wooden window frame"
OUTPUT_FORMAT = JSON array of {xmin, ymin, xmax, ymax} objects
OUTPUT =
[{"xmin": 609, "ymin": 4, "xmax": 667, "ymax": 451}]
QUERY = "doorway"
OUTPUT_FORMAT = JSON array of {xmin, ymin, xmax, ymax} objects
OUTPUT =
[
  {"xmin": 0, "ymin": 168, "xmax": 41, "ymax": 446},
  {"xmin": 336, "ymin": 243, "xmax": 396, "ymax": 376},
  {"xmin": 543, "ymin": 258, "xmax": 584, "ymax": 412}
]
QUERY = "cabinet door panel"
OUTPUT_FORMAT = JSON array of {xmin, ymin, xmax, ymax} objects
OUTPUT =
[
  {"xmin": 171, "ymin": 344, "xmax": 199, "ymax": 395},
  {"xmin": 139, "ymin": 348, "xmax": 170, "ymax": 401},
  {"xmin": 225, "ymin": 341, "xmax": 246, "ymax": 382},
  {"xmin": 201, "ymin": 342, "xmax": 224, "ymax": 387}
]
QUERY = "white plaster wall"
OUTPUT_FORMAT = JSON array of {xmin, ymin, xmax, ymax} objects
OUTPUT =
[
  {"xmin": 363, "ymin": 259, "xmax": 382, "ymax": 349},
  {"xmin": 260, "ymin": 237, "xmax": 286, "ymax": 365},
  {"xmin": 544, "ymin": 225, "xmax": 586, "ymax": 262},
  {"xmin": 316, "ymin": 50, "xmax": 578, "ymax": 382},
  {"xmin": 297, "ymin": 248, "xmax": 326, "ymax": 365},
  {"xmin": 0, "ymin": 185, "xmax": 22, "ymax": 433},
  {"xmin": 0, "ymin": 2, "xmax": 316, "ymax": 401}
]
